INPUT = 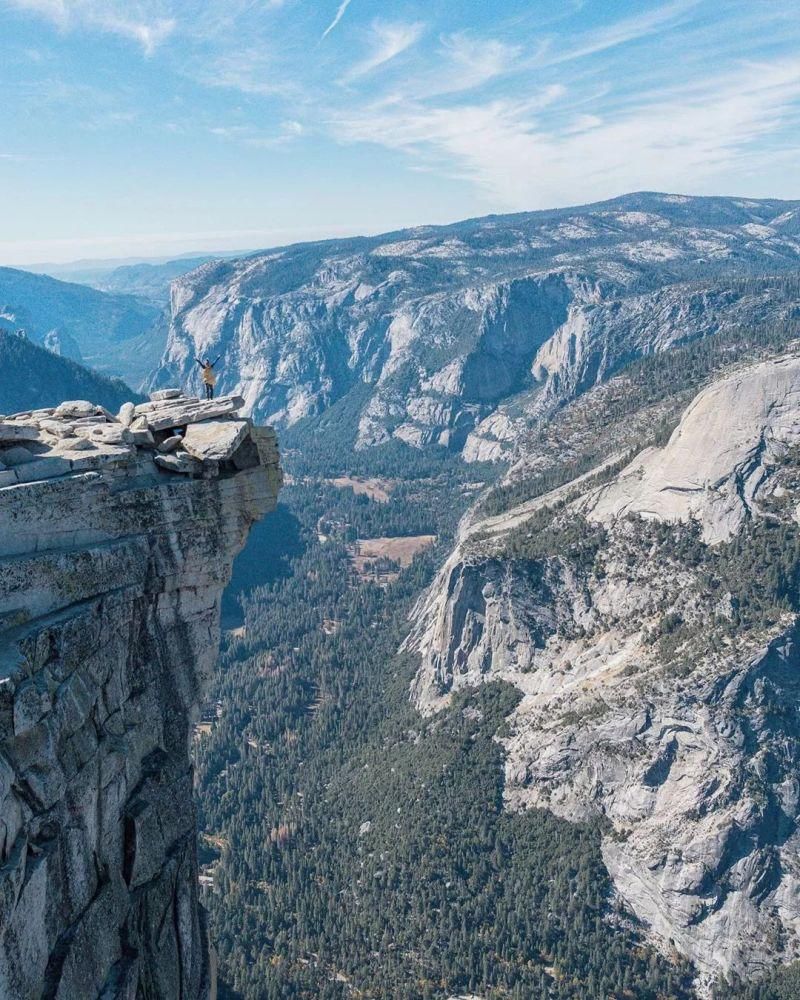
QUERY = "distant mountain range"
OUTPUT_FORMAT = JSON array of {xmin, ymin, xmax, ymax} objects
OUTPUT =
[
  {"xmin": 26, "ymin": 250, "xmax": 254, "ymax": 305},
  {"xmin": 0, "ymin": 329, "xmax": 138, "ymax": 414},
  {"xmin": 0, "ymin": 266, "xmax": 163, "ymax": 388},
  {"xmin": 149, "ymin": 192, "xmax": 800, "ymax": 461}
]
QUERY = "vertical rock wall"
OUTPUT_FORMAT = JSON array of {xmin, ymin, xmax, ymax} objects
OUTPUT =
[{"xmin": 0, "ymin": 397, "xmax": 281, "ymax": 998}]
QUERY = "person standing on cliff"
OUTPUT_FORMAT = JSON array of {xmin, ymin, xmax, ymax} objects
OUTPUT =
[{"xmin": 196, "ymin": 355, "xmax": 221, "ymax": 399}]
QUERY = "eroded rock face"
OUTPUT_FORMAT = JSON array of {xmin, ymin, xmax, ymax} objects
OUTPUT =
[
  {"xmin": 0, "ymin": 392, "xmax": 282, "ymax": 999},
  {"xmin": 407, "ymin": 354, "xmax": 800, "ymax": 987},
  {"xmin": 151, "ymin": 193, "xmax": 800, "ymax": 460},
  {"xmin": 581, "ymin": 356, "xmax": 800, "ymax": 543}
]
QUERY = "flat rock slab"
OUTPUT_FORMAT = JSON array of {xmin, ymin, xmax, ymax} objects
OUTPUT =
[
  {"xmin": 0, "ymin": 423, "xmax": 42, "ymax": 443},
  {"xmin": 154, "ymin": 452, "xmax": 203, "ymax": 475},
  {"xmin": 182, "ymin": 420, "xmax": 249, "ymax": 462},
  {"xmin": 14, "ymin": 456, "xmax": 72, "ymax": 483},
  {"xmin": 141, "ymin": 396, "xmax": 245, "ymax": 432},
  {"xmin": 149, "ymin": 388, "xmax": 184, "ymax": 401}
]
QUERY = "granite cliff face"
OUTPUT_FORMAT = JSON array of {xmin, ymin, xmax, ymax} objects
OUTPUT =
[
  {"xmin": 408, "ymin": 354, "xmax": 800, "ymax": 990},
  {"xmin": 0, "ymin": 391, "xmax": 281, "ymax": 998},
  {"xmin": 151, "ymin": 193, "xmax": 800, "ymax": 459}
]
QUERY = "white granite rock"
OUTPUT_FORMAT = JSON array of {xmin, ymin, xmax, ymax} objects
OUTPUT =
[
  {"xmin": 182, "ymin": 420, "xmax": 248, "ymax": 462},
  {"xmin": 39, "ymin": 420, "xmax": 76, "ymax": 438},
  {"xmin": 157, "ymin": 435, "xmax": 183, "ymax": 453},
  {"xmin": 149, "ymin": 388, "xmax": 185, "ymax": 401},
  {"xmin": 581, "ymin": 356, "xmax": 800, "ymax": 543},
  {"xmin": 139, "ymin": 396, "xmax": 245, "ymax": 432},
  {"xmin": 0, "ymin": 397, "xmax": 282, "ymax": 1000},
  {"xmin": 0, "ymin": 423, "xmax": 41, "ymax": 443},
  {"xmin": 407, "ymin": 352, "xmax": 800, "ymax": 986},
  {"xmin": 118, "ymin": 401, "xmax": 136, "ymax": 427},
  {"xmin": 54, "ymin": 400, "xmax": 97, "ymax": 419}
]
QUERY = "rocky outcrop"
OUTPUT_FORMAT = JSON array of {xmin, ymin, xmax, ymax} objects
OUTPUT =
[
  {"xmin": 580, "ymin": 356, "xmax": 800, "ymax": 542},
  {"xmin": 407, "ymin": 353, "xmax": 800, "ymax": 989},
  {"xmin": 0, "ymin": 391, "xmax": 281, "ymax": 998},
  {"xmin": 151, "ymin": 193, "xmax": 800, "ymax": 460}
]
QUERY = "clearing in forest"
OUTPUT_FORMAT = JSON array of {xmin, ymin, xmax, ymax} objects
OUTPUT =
[
  {"xmin": 350, "ymin": 535, "xmax": 437, "ymax": 582},
  {"xmin": 326, "ymin": 476, "xmax": 396, "ymax": 503}
]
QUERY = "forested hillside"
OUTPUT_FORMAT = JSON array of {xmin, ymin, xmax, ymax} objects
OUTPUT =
[
  {"xmin": 198, "ymin": 477, "xmax": 695, "ymax": 1000},
  {"xmin": 0, "ymin": 330, "xmax": 138, "ymax": 413},
  {"xmin": 201, "ymin": 300, "xmax": 800, "ymax": 999}
]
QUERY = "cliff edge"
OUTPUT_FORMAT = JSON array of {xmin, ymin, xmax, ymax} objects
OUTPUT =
[{"xmin": 0, "ymin": 390, "xmax": 281, "ymax": 998}]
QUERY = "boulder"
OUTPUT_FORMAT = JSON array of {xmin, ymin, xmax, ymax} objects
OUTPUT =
[
  {"xmin": 182, "ymin": 420, "xmax": 249, "ymax": 462},
  {"xmin": 0, "ymin": 447, "xmax": 35, "ymax": 467},
  {"xmin": 149, "ymin": 389, "xmax": 184, "ymax": 402},
  {"xmin": 154, "ymin": 452, "xmax": 203, "ymax": 476},
  {"xmin": 54, "ymin": 401, "xmax": 97, "ymax": 419},
  {"xmin": 0, "ymin": 423, "xmax": 41, "ymax": 444},
  {"xmin": 60, "ymin": 438, "xmax": 94, "ymax": 452},
  {"xmin": 157, "ymin": 435, "xmax": 183, "ymax": 454},
  {"xmin": 130, "ymin": 428, "xmax": 155, "ymax": 447},
  {"xmin": 118, "ymin": 402, "xmax": 136, "ymax": 427},
  {"xmin": 40, "ymin": 420, "xmax": 76, "ymax": 439}
]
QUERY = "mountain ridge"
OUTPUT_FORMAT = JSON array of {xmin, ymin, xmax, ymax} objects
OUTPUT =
[{"xmin": 151, "ymin": 192, "xmax": 800, "ymax": 462}]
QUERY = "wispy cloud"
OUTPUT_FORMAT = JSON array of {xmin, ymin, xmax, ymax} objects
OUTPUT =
[
  {"xmin": 198, "ymin": 47, "xmax": 299, "ymax": 98},
  {"xmin": 209, "ymin": 118, "xmax": 306, "ymax": 149},
  {"xmin": 535, "ymin": 0, "xmax": 701, "ymax": 67},
  {"xmin": 343, "ymin": 20, "xmax": 425, "ymax": 82},
  {"xmin": 321, "ymin": 0, "xmax": 352, "ymax": 40},
  {"xmin": 5, "ymin": 0, "xmax": 176, "ymax": 54},
  {"xmin": 332, "ymin": 58, "xmax": 800, "ymax": 208}
]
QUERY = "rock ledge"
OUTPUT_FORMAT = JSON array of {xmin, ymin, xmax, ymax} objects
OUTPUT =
[{"xmin": 0, "ymin": 390, "xmax": 282, "ymax": 998}]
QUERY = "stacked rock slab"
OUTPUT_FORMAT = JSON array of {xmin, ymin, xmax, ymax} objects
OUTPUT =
[{"xmin": 0, "ymin": 390, "xmax": 282, "ymax": 998}]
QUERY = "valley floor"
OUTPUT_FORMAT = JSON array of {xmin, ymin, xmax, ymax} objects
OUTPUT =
[{"xmin": 195, "ymin": 453, "xmax": 702, "ymax": 1000}]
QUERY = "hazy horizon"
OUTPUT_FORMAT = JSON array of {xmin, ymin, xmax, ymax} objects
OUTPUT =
[{"xmin": 2, "ymin": 0, "xmax": 799, "ymax": 264}]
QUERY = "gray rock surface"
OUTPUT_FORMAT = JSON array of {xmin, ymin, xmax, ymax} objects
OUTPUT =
[
  {"xmin": 581, "ymin": 356, "xmax": 800, "ymax": 543},
  {"xmin": 182, "ymin": 419, "xmax": 249, "ymax": 462},
  {"xmin": 407, "ymin": 352, "xmax": 800, "ymax": 988},
  {"xmin": 0, "ymin": 397, "xmax": 282, "ymax": 999},
  {"xmin": 150, "ymin": 193, "xmax": 800, "ymax": 460}
]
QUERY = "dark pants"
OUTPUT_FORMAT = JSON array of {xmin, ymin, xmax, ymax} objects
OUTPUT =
[{"xmin": 205, "ymin": 384, "xmax": 214, "ymax": 400}]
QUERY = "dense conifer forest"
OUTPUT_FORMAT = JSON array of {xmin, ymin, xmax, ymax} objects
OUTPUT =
[
  {"xmin": 197, "ymin": 471, "xmax": 699, "ymax": 998},
  {"xmin": 197, "ymin": 319, "xmax": 800, "ymax": 999}
]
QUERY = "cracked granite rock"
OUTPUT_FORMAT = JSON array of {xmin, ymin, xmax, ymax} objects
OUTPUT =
[
  {"xmin": 407, "ymin": 354, "xmax": 800, "ymax": 990},
  {"xmin": 0, "ymin": 389, "xmax": 282, "ymax": 999}
]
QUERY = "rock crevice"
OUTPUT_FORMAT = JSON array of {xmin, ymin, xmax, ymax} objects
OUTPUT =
[{"xmin": 0, "ymin": 390, "xmax": 281, "ymax": 999}]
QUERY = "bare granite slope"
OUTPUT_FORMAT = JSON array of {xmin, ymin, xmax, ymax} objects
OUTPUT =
[
  {"xmin": 407, "ymin": 353, "xmax": 800, "ymax": 990},
  {"xmin": 151, "ymin": 193, "xmax": 800, "ymax": 460},
  {"xmin": 0, "ymin": 391, "xmax": 281, "ymax": 998}
]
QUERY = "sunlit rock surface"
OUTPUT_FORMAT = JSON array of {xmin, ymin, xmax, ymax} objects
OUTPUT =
[
  {"xmin": 407, "ymin": 354, "xmax": 800, "ymax": 987},
  {"xmin": 151, "ymin": 193, "xmax": 800, "ymax": 460},
  {"xmin": 0, "ymin": 391, "xmax": 281, "ymax": 999}
]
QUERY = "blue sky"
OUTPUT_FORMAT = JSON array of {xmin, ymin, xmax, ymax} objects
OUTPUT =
[{"xmin": 1, "ymin": 0, "xmax": 799, "ymax": 264}]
